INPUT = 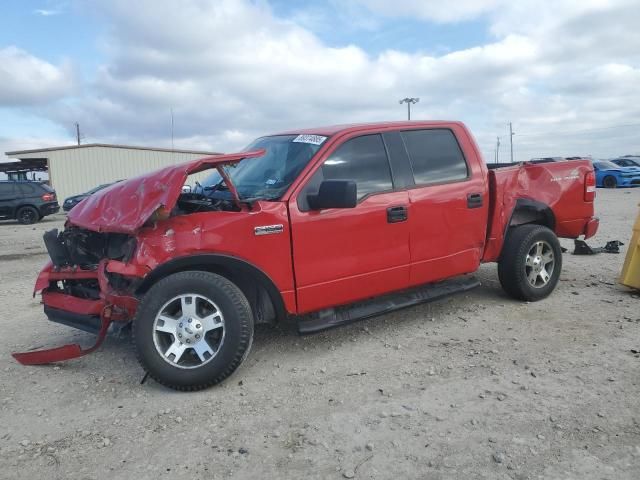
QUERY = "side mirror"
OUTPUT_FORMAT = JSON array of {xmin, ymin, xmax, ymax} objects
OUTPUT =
[{"xmin": 307, "ymin": 180, "xmax": 357, "ymax": 210}]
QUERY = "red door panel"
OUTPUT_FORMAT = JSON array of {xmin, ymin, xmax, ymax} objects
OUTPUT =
[
  {"xmin": 407, "ymin": 180, "xmax": 487, "ymax": 286},
  {"xmin": 289, "ymin": 191, "xmax": 410, "ymax": 314},
  {"xmin": 398, "ymin": 126, "xmax": 489, "ymax": 286}
]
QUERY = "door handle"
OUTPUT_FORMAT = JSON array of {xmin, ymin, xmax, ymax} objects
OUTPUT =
[
  {"xmin": 467, "ymin": 193, "xmax": 483, "ymax": 209},
  {"xmin": 387, "ymin": 205, "xmax": 408, "ymax": 223}
]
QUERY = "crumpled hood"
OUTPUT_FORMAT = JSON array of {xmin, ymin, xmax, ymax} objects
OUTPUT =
[{"xmin": 67, "ymin": 150, "xmax": 264, "ymax": 234}]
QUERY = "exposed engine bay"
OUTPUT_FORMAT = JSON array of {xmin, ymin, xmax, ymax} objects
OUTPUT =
[
  {"xmin": 174, "ymin": 192, "xmax": 240, "ymax": 215},
  {"xmin": 43, "ymin": 227, "xmax": 136, "ymax": 269},
  {"xmin": 42, "ymin": 193, "xmax": 237, "ymax": 271}
]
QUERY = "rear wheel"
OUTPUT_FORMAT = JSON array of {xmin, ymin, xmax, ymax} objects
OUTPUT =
[
  {"xmin": 16, "ymin": 206, "xmax": 39, "ymax": 225},
  {"xmin": 133, "ymin": 271, "xmax": 254, "ymax": 391},
  {"xmin": 603, "ymin": 175, "xmax": 617, "ymax": 188},
  {"xmin": 498, "ymin": 224, "xmax": 562, "ymax": 301}
]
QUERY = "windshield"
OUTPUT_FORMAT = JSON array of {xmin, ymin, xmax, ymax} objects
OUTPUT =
[
  {"xmin": 594, "ymin": 161, "xmax": 619, "ymax": 169},
  {"xmin": 86, "ymin": 183, "xmax": 110, "ymax": 195},
  {"xmin": 198, "ymin": 134, "xmax": 326, "ymax": 200}
]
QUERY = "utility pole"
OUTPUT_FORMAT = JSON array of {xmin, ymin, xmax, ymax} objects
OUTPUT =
[
  {"xmin": 75, "ymin": 122, "xmax": 81, "ymax": 145},
  {"xmin": 495, "ymin": 136, "xmax": 501, "ymax": 163},
  {"xmin": 509, "ymin": 122, "xmax": 514, "ymax": 163},
  {"xmin": 170, "ymin": 108, "xmax": 174, "ymax": 151},
  {"xmin": 399, "ymin": 97, "xmax": 420, "ymax": 120}
]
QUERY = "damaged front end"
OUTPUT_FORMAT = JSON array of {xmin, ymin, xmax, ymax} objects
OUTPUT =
[
  {"xmin": 13, "ymin": 227, "xmax": 145, "ymax": 365},
  {"xmin": 13, "ymin": 149, "xmax": 266, "ymax": 365}
]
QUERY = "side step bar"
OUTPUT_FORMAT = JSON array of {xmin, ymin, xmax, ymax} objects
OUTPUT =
[{"xmin": 297, "ymin": 275, "xmax": 480, "ymax": 334}]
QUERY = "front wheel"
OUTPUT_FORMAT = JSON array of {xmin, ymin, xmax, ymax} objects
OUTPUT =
[
  {"xmin": 133, "ymin": 271, "xmax": 254, "ymax": 391},
  {"xmin": 498, "ymin": 224, "xmax": 562, "ymax": 301}
]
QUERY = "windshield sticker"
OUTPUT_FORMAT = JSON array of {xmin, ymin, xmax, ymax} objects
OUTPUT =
[{"xmin": 292, "ymin": 134, "xmax": 327, "ymax": 146}]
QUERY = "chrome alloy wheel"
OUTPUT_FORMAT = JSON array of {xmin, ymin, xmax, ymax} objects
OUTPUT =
[
  {"xmin": 152, "ymin": 294, "xmax": 225, "ymax": 369},
  {"xmin": 525, "ymin": 240, "xmax": 555, "ymax": 288}
]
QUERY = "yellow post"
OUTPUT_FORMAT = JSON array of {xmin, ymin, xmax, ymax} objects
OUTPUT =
[{"xmin": 619, "ymin": 203, "xmax": 640, "ymax": 290}]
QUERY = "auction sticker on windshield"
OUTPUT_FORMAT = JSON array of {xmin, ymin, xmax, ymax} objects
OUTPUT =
[{"xmin": 292, "ymin": 134, "xmax": 327, "ymax": 145}]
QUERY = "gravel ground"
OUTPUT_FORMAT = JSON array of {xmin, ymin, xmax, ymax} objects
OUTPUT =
[{"xmin": 0, "ymin": 188, "xmax": 639, "ymax": 480}]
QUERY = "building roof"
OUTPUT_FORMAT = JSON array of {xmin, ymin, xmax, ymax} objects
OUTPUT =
[
  {"xmin": 5, "ymin": 143, "xmax": 220, "ymax": 157},
  {"xmin": 0, "ymin": 158, "xmax": 47, "ymax": 174}
]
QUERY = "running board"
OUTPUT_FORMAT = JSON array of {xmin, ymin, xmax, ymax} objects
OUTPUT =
[{"xmin": 297, "ymin": 275, "xmax": 480, "ymax": 334}]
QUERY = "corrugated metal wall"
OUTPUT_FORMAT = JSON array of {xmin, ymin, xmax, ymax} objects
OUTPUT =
[{"xmin": 16, "ymin": 147, "xmax": 215, "ymax": 203}]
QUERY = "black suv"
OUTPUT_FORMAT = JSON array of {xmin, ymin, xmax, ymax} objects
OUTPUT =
[{"xmin": 0, "ymin": 181, "xmax": 60, "ymax": 224}]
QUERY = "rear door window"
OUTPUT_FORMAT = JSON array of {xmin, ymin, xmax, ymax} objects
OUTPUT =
[
  {"xmin": 18, "ymin": 183, "xmax": 38, "ymax": 196},
  {"xmin": 401, "ymin": 129, "xmax": 468, "ymax": 185}
]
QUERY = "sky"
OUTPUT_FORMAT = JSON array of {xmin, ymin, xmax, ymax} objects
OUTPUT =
[{"xmin": 1, "ymin": 0, "xmax": 640, "ymax": 163}]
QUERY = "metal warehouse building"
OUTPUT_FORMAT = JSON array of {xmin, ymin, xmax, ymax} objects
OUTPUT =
[{"xmin": 3, "ymin": 144, "xmax": 220, "ymax": 203}]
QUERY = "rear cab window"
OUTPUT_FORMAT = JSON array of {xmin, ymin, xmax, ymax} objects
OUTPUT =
[
  {"xmin": 299, "ymin": 134, "xmax": 393, "ymax": 209},
  {"xmin": 400, "ymin": 129, "xmax": 469, "ymax": 185}
]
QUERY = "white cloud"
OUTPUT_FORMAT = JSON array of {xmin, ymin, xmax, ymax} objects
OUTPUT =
[
  {"xmin": 353, "ymin": 0, "xmax": 502, "ymax": 23},
  {"xmin": 0, "ymin": 47, "xmax": 74, "ymax": 106},
  {"xmin": 34, "ymin": 9, "xmax": 61, "ymax": 16},
  {"xmin": 10, "ymin": 0, "xmax": 640, "ymax": 161}
]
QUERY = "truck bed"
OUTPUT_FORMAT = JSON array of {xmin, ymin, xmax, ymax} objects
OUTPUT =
[{"xmin": 482, "ymin": 159, "xmax": 596, "ymax": 262}]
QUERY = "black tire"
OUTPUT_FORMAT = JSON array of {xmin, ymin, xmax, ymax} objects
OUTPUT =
[
  {"xmin": 603, "ymin": 175, "xmax": 617, "ymax": 188},
  {"xmin": 133, "ymin": 271, "xmax": 254, "ymax": 391},
  {"xmin": 16, "ymin": 206, "xmax": 39, "ymax": 225},
  {"xmin": 497, "ymin": 224, "xmax": 562, "ymax": 301}
]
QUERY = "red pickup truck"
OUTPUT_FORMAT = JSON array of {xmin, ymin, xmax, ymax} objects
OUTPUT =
[{"xmin": 14, "ymin": 121, "xmax": 598, "ymax": 390}]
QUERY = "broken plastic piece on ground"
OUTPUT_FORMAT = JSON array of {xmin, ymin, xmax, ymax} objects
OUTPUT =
[
  {"xmin": 11, "ymin": 314, "xmax": 112, "ymax": 365},
  {"xmin": 604, "ymin": 240, "xmax": 624, "ymax": 253},
  {"xmin": 573, "ymin": 239, "xmax": 624, "ymax": 255}
]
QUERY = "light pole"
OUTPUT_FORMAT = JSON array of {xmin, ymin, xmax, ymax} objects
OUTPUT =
[{"xmin": 399, "ymin": 97, "xmax": 420, "ymax": 120}]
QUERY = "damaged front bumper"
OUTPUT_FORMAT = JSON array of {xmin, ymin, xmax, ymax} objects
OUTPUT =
[
  {"xmin": 36, "ymin": 261, "xmax": 142, "ymax": 331},
  {"xmin": 12, "ymin": 234, "xmax": 148, "ymax": 365}
]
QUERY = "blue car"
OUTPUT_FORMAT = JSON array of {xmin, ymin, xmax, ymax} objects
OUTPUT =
[
  {"xmin": 592, "ymin": 161, "xmax": 640, "ymax": 188},
  {"xmin": 611, "ymin": 157, "xmax": 640, "ymax": 168}
]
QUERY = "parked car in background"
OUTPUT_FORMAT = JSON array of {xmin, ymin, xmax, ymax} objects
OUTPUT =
[
  {"xmin": 63, "ymin": 181, "xmax": 121, "ymax": 211},
  {"xmin": 592, "ymin": 160, "xmax": 640, "ymax": 188},
  {"xmin": 0, "ymin": 181, "xmax": 60, "ymax": 224},
  {"xmin": 611, "ymin": 157, "xmax": 640, "ymax": 169}
]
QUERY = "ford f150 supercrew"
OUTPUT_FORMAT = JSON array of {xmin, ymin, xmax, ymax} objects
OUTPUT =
[{"xmin": 13, "ymin": 121, "xmax": 599, "ymax": 390}]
